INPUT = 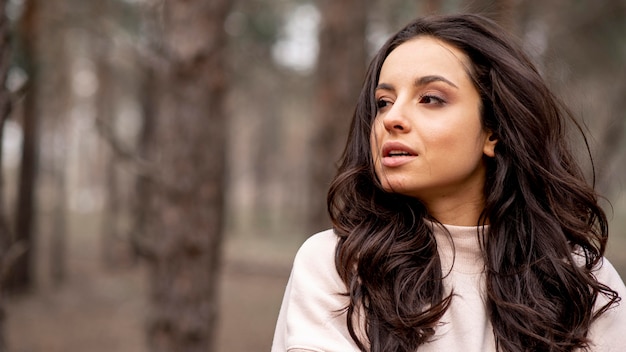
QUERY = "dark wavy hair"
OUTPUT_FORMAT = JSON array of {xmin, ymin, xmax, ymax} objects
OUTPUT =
[{"xmin": 327, "ymin": 13, "xmax": 620, "ymax": 352}]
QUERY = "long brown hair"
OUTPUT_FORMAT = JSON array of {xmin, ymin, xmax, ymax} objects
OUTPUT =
[{"xmin": 328, "ymin": 14, "xmax": 620, "ymax": 352}]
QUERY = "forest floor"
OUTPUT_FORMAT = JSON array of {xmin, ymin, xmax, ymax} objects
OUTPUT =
[{"xmin": 4, "ymin": 217, "xmax": 301, "ymax": 352}]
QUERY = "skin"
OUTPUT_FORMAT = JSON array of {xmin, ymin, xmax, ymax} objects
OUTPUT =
[{"xmin": 370, "ymin": 36, "xmax": 497, "ymax": 226}]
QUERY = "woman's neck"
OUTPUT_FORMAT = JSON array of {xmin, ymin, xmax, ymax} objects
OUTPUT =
[{"xmin": 425, "ymin": 197, "xmax": 486, "ymax": 226}]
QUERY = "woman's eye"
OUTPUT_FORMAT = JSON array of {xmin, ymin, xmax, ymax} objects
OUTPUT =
[
  {"xmin": 419, "ymin": 94, "xmax": 445, "ymax": 105},
  {"xmin": 376, "ymin": 99, "xmax": 391, "ymax": 110}
]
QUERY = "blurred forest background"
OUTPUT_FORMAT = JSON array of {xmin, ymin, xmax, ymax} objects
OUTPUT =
[{"xmin": 0, "ymin": 0, "xmax": 625, "ymax": 351}]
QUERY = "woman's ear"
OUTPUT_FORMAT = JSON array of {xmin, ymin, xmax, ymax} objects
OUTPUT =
[{"xmin": 483, "ymin": 132, "xmax": 497, "ymax": 157}]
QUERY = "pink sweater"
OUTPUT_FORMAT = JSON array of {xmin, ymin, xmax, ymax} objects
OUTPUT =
[{"xmin": 272, "ymin": 223, "xmax": 626, "ymax": 352}]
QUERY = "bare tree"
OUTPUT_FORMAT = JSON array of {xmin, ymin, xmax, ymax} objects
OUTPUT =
[
  {"xmin": 308, "ymin": 0, "xmax": 367, "ymax": 233},
  {"xmin": 43, "ymin": 0, "xmax": 70, "ymax": 285},
  {"xmin": 0, "ymin": 0, "xmax": 12, "ymax": 347},
  {"xmin": 91, "ymin": 0, "xmax": 124, "ymax": 268},
  {"xmin": 131, "ymin": 62, "xmax": 155, "ymax": 265},
  {"xmin": 137, "ymin": 0, "xmax": 233, "ymax": 350},
  {"xmin": 8, "ymin": 0, "xmax": 40, "ymax": 293}
]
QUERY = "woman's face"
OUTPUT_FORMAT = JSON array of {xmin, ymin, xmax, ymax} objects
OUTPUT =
[{"xmin": 370, "ymin": 36, "xmax": 496, "ymax": 213}]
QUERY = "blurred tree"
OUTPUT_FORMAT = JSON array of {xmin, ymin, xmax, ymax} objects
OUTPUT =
[
  {"xmin": 308, "ymin": 0, "xmax": 367, "ymax": 233},
  {"xmin": 504, "ymin": 1, "xmax": 626, "ymax": 197},
  {"xmin": 137, "ymin": 0, "xmax": 232, "ymax": 350},
  {"xmin": 421, "ymin": 0, "xmax": 443, "ymax": 14},
  {"xmin": 226, "ymin": 0, "xmax": 284, "ymax": 236},
  {"xmin": 92, "ymin": 0, "xmax": 125, "ymax": 268},
  {"xmin": 543, "ymin": 0, "xmax": 626, "ymax": 195},
  {"xmin": 0, "ymin": 0, "xmax": 11, "ymax": 347},
  {"xmin": 467, "ymin": 0, "xmax": 518, "ymax": 31},
  {"xmin": 42, "ymin": 0, "xmax": 70, "ymax": 285},
  {"xmin": 83, "ymin": 0, "xmax": 147, "ymax": 267},
  {"xmin": 8, "ymin": 0, "xmax": 40, "ymax": 293},
  {"xmin": 96, "ymin": 34, "xmax": 121, "ymax": 267},
  {"xmin": 131, "ymin": 61, "xmax": 154, "ymax": 261}
]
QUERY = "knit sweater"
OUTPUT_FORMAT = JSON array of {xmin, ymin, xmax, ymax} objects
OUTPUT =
[{"xmin": 271, "ymin": 223, "xmax": 626, "ymax": 352}]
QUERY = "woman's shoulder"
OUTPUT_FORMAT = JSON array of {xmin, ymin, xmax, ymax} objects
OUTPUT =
[
  {"xmin": 571, "ymin": 254, "xmax": 626, "ymax": 300},
  {"xmin": 291, "ymin": 229, "xmax": 341, "ymax": 276},
  {"xmin": 286, "ymin": 229, "xmax": 349, "ymax": 318},
  {"xmin": 588, "ymin": 257, "xmax": 626, "ymax": 350},
  {"xmin": 272, "ymin": 229, "xmax": 357, "ymax": 351},
  {"xmin": 592, "ymin": 257, "xmax": 626, "ymax": 297},
  {"xmin": 295, "ymin": 229, "xmax": 339, "ymax": 256}
]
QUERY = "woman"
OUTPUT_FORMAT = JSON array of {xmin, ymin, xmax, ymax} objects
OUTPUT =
[{"xmin": 272, "ymin": 14, "xmax": 626, "ymax": 352}]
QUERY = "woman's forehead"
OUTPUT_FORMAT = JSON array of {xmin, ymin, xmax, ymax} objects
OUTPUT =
[{"xmin": 378, "ymin": 36, "xmax": 473, "ymax": 87}]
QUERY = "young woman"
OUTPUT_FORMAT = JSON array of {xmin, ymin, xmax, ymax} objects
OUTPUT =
[{"xmin": 272, "ymin": 14, "xmax": 626, "ymax": 352}]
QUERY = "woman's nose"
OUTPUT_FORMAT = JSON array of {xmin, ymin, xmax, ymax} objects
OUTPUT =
[{"xmin": 382, "ymin": 101, "xmax": 411, "ymax": 133}]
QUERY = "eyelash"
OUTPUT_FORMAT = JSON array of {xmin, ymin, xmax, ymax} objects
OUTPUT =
[
  {"xmin": 376, "ymin": 99, "xmax": 391, "ymax": 110},
  {"xmin": 418, "ymin": 94, "xmax": 446, "ymax": 105},
  {"xmin": 375, "ymin": 94, "xmax": 446, "ymax": 111}
]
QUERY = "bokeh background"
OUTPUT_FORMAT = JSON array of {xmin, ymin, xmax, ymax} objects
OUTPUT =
[{"xmin": 1, "ymin": 0, "xmax": 626, "ymax": 351}]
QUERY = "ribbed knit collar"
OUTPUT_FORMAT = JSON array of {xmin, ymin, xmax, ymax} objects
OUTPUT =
[{"xmin": 427, "ymin": 221, "xmax": 488, "ymax": 275}]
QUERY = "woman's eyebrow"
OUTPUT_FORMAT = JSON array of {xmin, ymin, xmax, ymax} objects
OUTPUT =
[
  {"xmin": 375, "ymin": 83, "xmax": 394, "ymax": 91},
  {"xmin": 414, "ymin": 75, "xmax": 458, "ymax": 89},
  {"xmin": 376, "ymin": 75, "xmax": 458, "ymax": 92}
]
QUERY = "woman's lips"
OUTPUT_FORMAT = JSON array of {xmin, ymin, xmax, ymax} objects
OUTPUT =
[{"xmin": 380, "ymin": 142, "xmax": 418, "ymax": 167}]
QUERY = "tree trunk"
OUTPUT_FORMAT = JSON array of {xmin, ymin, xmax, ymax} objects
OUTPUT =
[
  {"xmin": 0, "ymin": 0, "xmax": 12, "ymax": 348},
  {"xmin": 9, "ymin": 0, "xmax": 40, "ymax": 293},
  {"xmin": 141, "ymin": 0, "xmax": 232, "ymax": 351},
  {"xmin": 94, "ymin": 24, "xmax": 122, "ymax": 268},
  {"xmin": 130, "ymin": 63, "xmax": 155, "ymax": 264},
  {"xmin": 308, "ymin": 0, "xmax": 367, "ymax": 233},
  {"xmin": 43, "ymin": 0, "xmax": 70, "ymax": 286},
  {"xmin": 421, "ymin": 0, "xmax": 443, "ymax": 14}
]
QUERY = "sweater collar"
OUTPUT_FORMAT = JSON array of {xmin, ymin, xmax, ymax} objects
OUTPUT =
[{"xmin": 426, "ymin": 220, "xmax": 488, "ymax": 275}]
